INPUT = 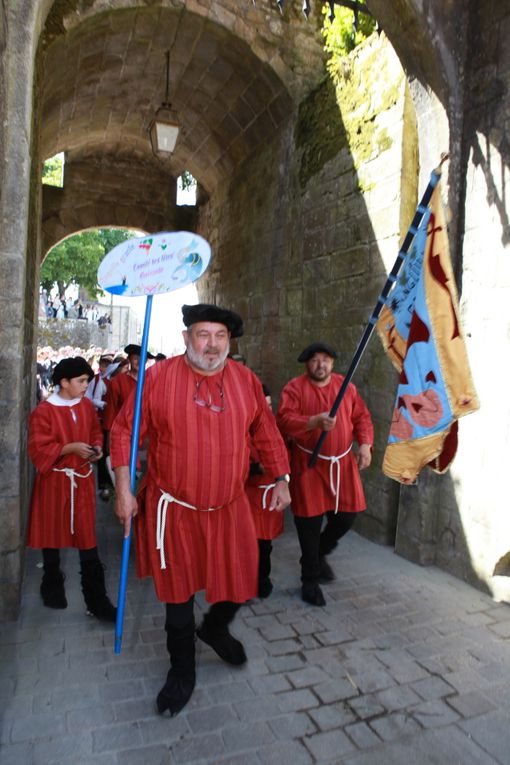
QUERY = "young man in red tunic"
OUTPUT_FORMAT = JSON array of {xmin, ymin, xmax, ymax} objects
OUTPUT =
[
  {"xmin": 277, "ymin": 342, "xmax": 373, "ymax": 607},
  {"xmin": 103, "ymin": 344, "xmax": 155, "ymax": 433},
  {"xmin": 27, "ymin": 357, "xmax": 117, "ymax": 621},
  {"xmin": 111, "ymin": 304, "xmax": 290, "ymax": 716}
]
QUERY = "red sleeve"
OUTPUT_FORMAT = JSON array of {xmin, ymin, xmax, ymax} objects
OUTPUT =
[
  {"xmin": 28, "ymin": 405, "xmax": 64, "ymax": 475},
  {"xmin": 103, "ymin": 376, "xmax": 121, "ymax": 431},
  {"xmin": 248, "ymin": 373, "xmax": 290, "ymax": 479},
  {"xmin": 110, "ymin": 377, "xmax": 151, "ymax": 469},
  {"xmin": 350, "ymin": 384, "xmax": 374, "ymax": 446},
  {"xmin": 276, "ymin": 379, "xmax": 310, "ymax": 439}
]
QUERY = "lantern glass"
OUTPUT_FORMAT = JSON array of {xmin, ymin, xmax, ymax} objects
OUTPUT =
[{"xmin": 149, "ymin": 106, "xmax": 180, "ymax": 154}]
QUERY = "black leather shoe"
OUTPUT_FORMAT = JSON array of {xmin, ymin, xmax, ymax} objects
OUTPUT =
[
  {"xmin": 156, "ymin": 668, "xmax": 196, "ymax": 716},
  {"xmin": 196, "ymin": 622, "xmax": 247, "ymax": 665},
  {"xmin": 301, "ymin": 581, "xmax": 326, "ymax": 606},
  {"xmin": 318, "ymin": 557, "xmax": 335, "ymax": 583}
]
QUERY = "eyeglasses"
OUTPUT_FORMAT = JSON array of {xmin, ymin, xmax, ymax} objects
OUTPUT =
[{"xmin": 193, "ymin": 377, "xmax": 225, "ymax": 412}]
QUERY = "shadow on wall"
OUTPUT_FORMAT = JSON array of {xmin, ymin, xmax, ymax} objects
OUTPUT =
[{"xmin": 196, "ymin": 30, "xmax": 495, "ymax": 597}]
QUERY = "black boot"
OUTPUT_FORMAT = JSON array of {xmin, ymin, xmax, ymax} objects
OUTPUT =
[
  {"xmin": 301, "ymin": 581, "xmax": 326, "ymax": 606},
  {"xmin": 318, "ymin": 556, "xmax": 336, "ymax": 583},
  {"xmin": 258, "ymin": 539, "xmax": 273, "ymax": 599},
  {"xmin": 40, "ymin": 568, "xmax": 67, "ymax": 609},
  {"xmin": 40, "ymin": 549, "xmax": 67, "ymax": 609},
  {"xmin": 196, "ymin": 601, "xmax": 246, "ymax": 665},
  {"xmin": 157, "ymin": 618, "xmax": 196, "ymax": 716},
  {"xmin": 258, "ymin": 577, "xmax": 273, "ymax": 599},
  {"xmin": 80, "ymin": 558, "xmax": 117, "ymax": 622}
]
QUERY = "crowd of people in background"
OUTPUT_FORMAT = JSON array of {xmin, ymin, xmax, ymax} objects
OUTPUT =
[
  {"xmin": 39, "ymin": 289, "xmax": 112, "ymax": 327},
  {"xmin": 36, "ymin": 344, "xmax": 166, "ymax": 402}
]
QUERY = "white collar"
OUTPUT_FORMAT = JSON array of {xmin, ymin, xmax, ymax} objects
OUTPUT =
[{"xmin": 47, "ymin": 392, "xmax": 82, "ymax": 407}]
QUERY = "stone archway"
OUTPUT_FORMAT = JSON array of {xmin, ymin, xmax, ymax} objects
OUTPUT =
[{"xmin": 1, "ymin": 0, "xmax": 509, "ymax": 618}]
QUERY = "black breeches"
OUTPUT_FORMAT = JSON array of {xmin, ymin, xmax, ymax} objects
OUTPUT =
[
  {"xmin": 97, "ymin": 430, "xmax": 112, "ymax": 488},
  {"xmin": 258, "ymin": 539, "xmax": 273, "ymax": 580},
  {"xmin": 293, "ymin": 511, "xmax": 357, "ymax": 582},
  {"xmin": 319, "ymin": 510, "xmax": 357, "ymax": 556},
  {"xmin": 165, "ymin": 598, "xmax": 241, "ymax": 632},
  {"xmin": 42, "ymin": 546, "xmax": 100, "ymax": 569}
]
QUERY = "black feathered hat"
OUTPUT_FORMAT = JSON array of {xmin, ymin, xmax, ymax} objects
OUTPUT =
[
  {"xmin": 182, "ymin": 304, "xmax": 244, "ymax": 338},
  {"xmin": 52, "ymin": 357, "xmax": 94, "ymax": 385},
  {"xmin": 297, "ymin": 342, "xmax": 338, "ymax": 363},
  {"xmin": 124, "ymin": 344, "xmax": 155, "ymax": 359}
]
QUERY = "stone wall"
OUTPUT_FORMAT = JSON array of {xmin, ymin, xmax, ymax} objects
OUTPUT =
[
  {"xmin": 41, "ymin": 157, "xmax": 178, "ymax": 257},
  {"xmin": 443, "ymin": 1, "xmax": 510, "ymax": 598},
  {"xmin": 38, "ymin": 305, "xmax": 140, "ymax": 351},
  {"xmin": 38, "ymin": 318, "xmax": 114, "ymax": 351},
  {"xmin": 0, "ymin": 0, "xmax": 41, "ymax": 619},
  {"xmin": 198, "ymin": 34, "xmax": 414, "ymax": 545}
]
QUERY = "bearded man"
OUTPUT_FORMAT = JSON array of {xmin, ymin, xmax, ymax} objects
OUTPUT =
[
  {"xmin": 277, "ymin": 342, "xmax": 373, "ymax": 607},
  {"xmin": 111, "ymin": 304, "xmax": 290, "ymax": 716}
]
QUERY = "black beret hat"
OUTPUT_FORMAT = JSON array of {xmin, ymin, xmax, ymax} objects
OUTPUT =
[
  {"xmin": 124, "ymin": 344, "xmax": 155, "ymax": 359},
  {"xmin": 297, "ymin": 342, "xmax": 338, "ymax": 363},
  {"xmin": 182, "ymin": 304, "xmax": 244, "ymax": 338},
  {"xmin": 52, "ymin": 356, "xmax": 94, "ymax": 385}
]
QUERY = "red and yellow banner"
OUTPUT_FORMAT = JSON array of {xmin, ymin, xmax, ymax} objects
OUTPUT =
[{"xmin": 377, "ymin": 183, "xmax": 479, "ymax": 484}]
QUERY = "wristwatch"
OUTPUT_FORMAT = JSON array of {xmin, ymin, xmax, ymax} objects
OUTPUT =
[{"xmin": 274, "ymin": 474, "xmax": 290, "ymax": 483}]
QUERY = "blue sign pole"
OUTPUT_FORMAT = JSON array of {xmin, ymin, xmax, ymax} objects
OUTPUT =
[{"xmin": 114, "ymin": 294, "xmax": 153, "ymax": 654}]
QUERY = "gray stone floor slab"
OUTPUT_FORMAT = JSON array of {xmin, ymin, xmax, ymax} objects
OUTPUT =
[{"xmin": 1, "ymin": 503, "xmax": 510, "ymax": 763}]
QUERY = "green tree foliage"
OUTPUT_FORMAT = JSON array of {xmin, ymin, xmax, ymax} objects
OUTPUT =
[
  {"xmin": 41, "ymin": 229, "xmax": 136, "ymax": 299},
  {"xmin": 322, "ymin": 2, "xmax": 376, "ymax": 80},
  {"xmin": 42, "ymin": 153, "xmax": 64, "ymax": 187}
]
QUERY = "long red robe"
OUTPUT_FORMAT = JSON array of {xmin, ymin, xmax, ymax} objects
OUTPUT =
[
  {"xmin": 245, "ymin": 447, "xmax": 284, "ymax": 541},
  {"xmin": 27, "ymin": 395, "xmax": 103, "ymax": 549},
  {"xmin": 110, "ymin": 355, "xmax": 290, "ymax": 604},
  {"xmin": 276, "ymin": 373, "xmax": 373, "ymax": 518},
  {"xmin": 103, "ymin": 373, "xmax": 137, "ymax": 431}
]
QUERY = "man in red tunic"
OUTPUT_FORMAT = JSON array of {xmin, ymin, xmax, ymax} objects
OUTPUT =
[
  {"xmin": 111, "ymin": 304, "xmax": 290, "ymax": 716},
  {"xmin": 103, "ymin": 344, "xmax": 155, "ymax": 433},
  {"xmin": 27, "ymin": 356, "xmax": 117, "ymax": 621},
  {"xmin": 277, "ymin": 342, "xmax": 373, "ymax": 607}
]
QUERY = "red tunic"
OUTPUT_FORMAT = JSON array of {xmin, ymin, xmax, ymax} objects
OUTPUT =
[
  {"xmin": 103, "ymin": 373, "xmax": 137, "ymax": 431},
  {"xmin": 110, "ymin": 355, "xmax": 290, "ymax": 604},
  {"xmin": 27, "ymin": 395, "xmax": 103, "ymax": 549},
  {"xmin": 245, "ymin": 447, "xmax": 284, "ymax": 541},
  {"xmin": 276, "ymin": 373, "xmax": 373, "ymax": 518}
]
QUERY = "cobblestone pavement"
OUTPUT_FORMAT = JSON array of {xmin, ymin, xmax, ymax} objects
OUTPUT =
[{"xmin": 2, "ymin": 501, "xmax": 510, "ymax": 764}]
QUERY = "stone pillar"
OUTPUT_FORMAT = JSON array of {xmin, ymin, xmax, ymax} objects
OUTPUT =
[{"xmin": 0, "ymin": 3, "xmax": 42, "ymax": 618}]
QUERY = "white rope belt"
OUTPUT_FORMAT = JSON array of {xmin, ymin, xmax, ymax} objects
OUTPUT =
[
  {"xmin": 296, "ymin": 442, "xmax": 352, "ymax": 514},
  {"xmin": 52, "ymin": 466, "xmax": 93, "ymax": 534},
  {"xmin": 258, "ymin": 483, "xmax": 276, "ymax": 510},
  {"xmin": 156, "ymin": 489, "xmax": 219, "ymax": 570}
]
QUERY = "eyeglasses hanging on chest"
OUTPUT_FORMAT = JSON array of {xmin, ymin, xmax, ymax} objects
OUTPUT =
[{"xmin": 193, "ymin": 377, "xmax": 225, "ymax": 413}]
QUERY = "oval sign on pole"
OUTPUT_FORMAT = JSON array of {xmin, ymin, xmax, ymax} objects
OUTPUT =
[{"xmin": 98, "ymin": 231, "xmax": 211, "ymax": 297}]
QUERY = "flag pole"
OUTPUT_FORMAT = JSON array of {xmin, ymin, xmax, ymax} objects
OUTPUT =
[
  {"xmin": 308, "ymin": 158, "xmax": 448, "ymax": 468},
  {"xmin": 114, "ymin": 294, "xmax": 153, "ymax": 654}
]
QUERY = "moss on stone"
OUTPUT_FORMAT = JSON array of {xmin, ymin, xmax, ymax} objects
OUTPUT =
[
  {"xmin": 296, "ymin": 35, "xmax": 403, "ymax": 189},
  {"xmin": 295, "ymin": 77, "xmax": 347, "ymax": 188}
]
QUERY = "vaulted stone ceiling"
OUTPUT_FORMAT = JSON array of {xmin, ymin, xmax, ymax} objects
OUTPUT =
[{"xmin": 39, "ymin": 2, "xmax": 326, "ymax": 192}]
